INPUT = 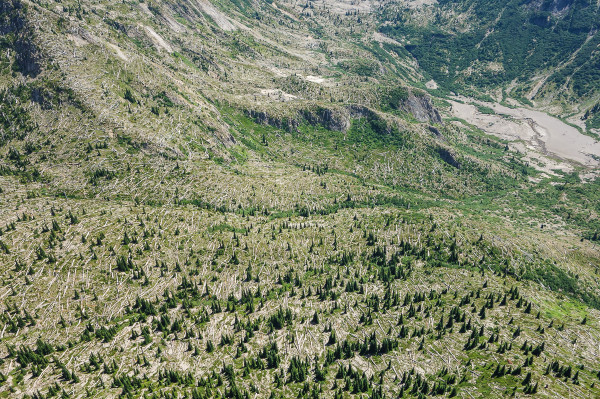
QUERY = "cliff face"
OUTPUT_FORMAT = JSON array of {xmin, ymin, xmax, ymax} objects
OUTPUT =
[
  {"xmin": 436, "ymin": 147, "xmax": 461, "ymax": 169},
  {"xmin": 247, "ymin": 94, "xmax": 443, "ymax": 136},
  {"xmin": 0, "ymin": 0, "xmax": 24, "ymax": 33},
  {"xmin": 401, "ymin": 93, "xmax": 442, "ymax": 124},
  {"xmin": 0, "ymin": 0, "xmax": 41, "ymax": 77},
  {"xmin": 530, "ymin": 0, "xmax": 572, "ymax": 13},
  {"xmin": 247, "ymin": 104, "xmax": 376, "ymax": 133}
]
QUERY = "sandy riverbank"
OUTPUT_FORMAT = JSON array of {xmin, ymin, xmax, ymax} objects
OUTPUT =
[{"xmin": 448, "ymin": 98, "xmax": 600, "ymax": 169}]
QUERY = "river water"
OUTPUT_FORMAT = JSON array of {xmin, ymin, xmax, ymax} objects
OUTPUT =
[{"xmin": 449, "ymin": 98, "xmax": 600, "ymax": 168}]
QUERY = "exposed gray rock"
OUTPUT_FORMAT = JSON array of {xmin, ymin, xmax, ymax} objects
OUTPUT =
[
  {"xmin": 302, "ymin": 107, "xmax": 350, "ymax": 132},
  {"xmin": 0, "ymin": 0, "xmax": 41, "ymax": 77},
  {"xmin": 0, "ymin": 0, "xmax": 25, "ymax": 34},
  {"xmin": 428, "ymin": 125, "xmax": 445, "ymax": 141},
  {"xmin": 248, "ymin": 103, "xmax": 391, "ymax": 135},
  {"xmin": 246, "ymin": 109, "xmax": 299, "ymax": 132},
  {"xmin": 15, "ymin": 37, "xmax": 41, "ymax": 77},
  {"xmin": 401, "ymin": 93, "xmax": 442, "ymax": 124},
  {"xmin": 436, "ymin": 147, "xmax": 460, "ymax": 169},
  {"xmin": 530, "ymin": 0, "xmax": 572, "ymax": 14}
]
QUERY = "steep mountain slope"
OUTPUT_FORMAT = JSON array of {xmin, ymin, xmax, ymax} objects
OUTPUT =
[
  {"xmin": 0, "ymin": 1, "xmax": 600, "ymax": 398},
  {"xmin": 379, "ymin": 0, "xmax": 600, "ymax": 119}
]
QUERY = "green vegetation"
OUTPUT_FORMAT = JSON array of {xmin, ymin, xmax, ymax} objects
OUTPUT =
[
  {"xmin": 0, "ymin": 0, "xmax": 599, "ymax": 398},
  {"xmin": 381, "ymin": 0, "xmax": 600, "ymax": 102}
]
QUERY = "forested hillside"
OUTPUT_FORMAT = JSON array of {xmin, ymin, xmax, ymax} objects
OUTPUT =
[
  {"xmin": 0, "ymin": 0, "xmax": 599, "ymax": 398},
  {"xmin": 380, "ymin": 0, "xmax": 600, "ymax": 116}
]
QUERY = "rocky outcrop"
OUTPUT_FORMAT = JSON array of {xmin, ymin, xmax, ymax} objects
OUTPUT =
[
  {"xmin": 247, "ymin": 103, "xmax": 389, "ymax": 135},
  {"xmin": 246, "ymin": 109, "xmax": 300, "ymax": 132},
  {"xmin": 436, "ymin": 147, "xmax": 460, "ymax": 169},
  {"xmin": 302, "ymin": 105, "xmax": 380, "ymax": 132},
  {"xmin": 428, "ymin": 125, "xmax": 444, "ymax": 140},
  {"xmin": 0, "ymin": 0, "xmax": 25, "ymax": 34},
  {"xmin": 530, "ymin": 0, "xmax": 572, "ymax": 14},
  {"xmin": 302, "ymin": 107, "xmax": 350, "ymax": 132},
  {"xmin": 401, "ymin": 93, "xmax": 442, "ymax": 124},
  {"xmin": 14, "ymin": 37, "xmax": 41, "ymax": 77},
  {"xmin": 246, "ymin": 86, "xmax": 443, "ymax": 134},
  {"xmin": 0, "ymin": 0, "xmax": 42, "ymax": 77}
]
